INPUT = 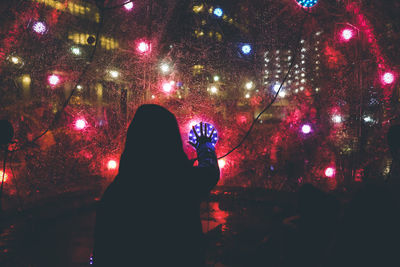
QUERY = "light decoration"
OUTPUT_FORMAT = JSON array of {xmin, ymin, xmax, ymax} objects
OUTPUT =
[
  {"xmin": 124, "ymin": 1, "xmax": 134, "ymax": 10},
  {"xmin": 76, "ymin": 85, "xmax": 83, "ymax": 90},
  {"xmin": 210, "ymin": 86, "xmax": 218, "ymax": 94},
  {"xmin": 245, "ymin": 93, "xmax": 250, "ymax": 98},
  {"xmin": 295, "ymin": 0, "xmax": 318, "ymax": 8},
  {"xmin": 11, "ymin": 56, "xmax": 20, "ymax": 64},
  {"xmin": 32, "ymin": 21, "xmax": 47, "ymax": 34},
  {"xmin": 109, "ymin": 70, "xmax": 119, "ymax": 78},
  {"xmin": 160, "ymin": 63, "xmax": 171, "ymax": 74},
  {"xmin": 162, "ymin": 81, "xmax": 175, "ymax": 93},
  {"xmin": 213, "ymin": 8, "xmax": 223, "ymax": 17},
  {"xmin": 301, "ymin": 124, "xmax": 312, "ymax": 134},
  {"xmin": 382, "ymin": 72, "xmax": 395, "ymax": 85},
  {"xmin": 107, "ymin": 160, "xmax": 118, "ymax": 170},
  {"xmin": 71, "ymin": 46, "xmax": 81, "ymax": 55},
  {"xmin": 273, "ymin": 84, "xmax": 281, "ymax": 92},
  {"xmin": 363, "ymin": 116, "xmax": 373, "ymax": 123},
  {"xmin": 324, "ymin": 167, "xmax": 336, "ymax": 178},
  {"xmin": 332, "ymin": 115, "xmax": 342, "ymax": 123},
  {"xmin": 213, "ymin": 75, "xmax": 220, "ymax": 82},
  {"xmin": 75, "ymin": 119, "xmax": 87, "ymax": 130},
  {"xmin": 48, "ymin": 74, "xmax": 60, "ymax": 86},
  {"xmin": 137, "ymin": 41, "xmax": 150, "ymax": 53},
  {"xmin": 218, "ymin": 159, "xmax": 226, "ymax": 168},
  {"xmin": 188, "ymin": 122, "xmax": 218, "ymax": 147},
  {"xmin": 241, "ymin": 44, "xmax": 252, "ymax": 55},
  {"xmin": 341, "ymin": 28, "xmax": 354, "ymax": 42},
  {"xmin": 245, "ymin": 81, "xmax": 254, "ymax": 90},
  {"xmin": 0, "ymin": 171, "xmax": 8, "ymax": 183}
]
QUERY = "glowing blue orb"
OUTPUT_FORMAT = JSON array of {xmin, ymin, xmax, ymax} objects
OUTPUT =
[
  {"xmin": 189, "ymin": 123, "xmax": 218, "ymax": 147},
  {"xmin": 213, "ymin": 8, "xmax": 223, "ymax": 17},
  {"xmin": 241, "ymin": 44, "xmax": 252, "ymax": 55},
  {"xmin": 296, "ymin": 0, "xmax": 318, "ymax": 8}
]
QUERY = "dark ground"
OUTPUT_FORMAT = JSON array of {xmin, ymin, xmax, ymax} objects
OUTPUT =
[{"xmin": 0, "ymin": 187, "xmax": 300, "ymax": 267}]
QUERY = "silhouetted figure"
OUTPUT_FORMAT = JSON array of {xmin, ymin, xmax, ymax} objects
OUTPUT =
[{"xmin": 93, "ymin": 105, "xmax": 219, "ymax": 266}]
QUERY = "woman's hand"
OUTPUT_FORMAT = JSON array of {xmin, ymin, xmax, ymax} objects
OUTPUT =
[{"xmin": 189, "ymin": 122, "xmax": 215, "ymax": 148}]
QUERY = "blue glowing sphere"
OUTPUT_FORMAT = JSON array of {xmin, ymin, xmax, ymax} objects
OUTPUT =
[
  {"xmin": 213, "ymin": 8, "xmax": 223, "ymax": 17},
  {"xmin": 241, "ymin": 44, "xmax": 252, "ymax": 55},
  {"xmin": 189, "ymin": 123, "xmax": 218, "ymax": 147},
  {"xmin": 296, "ymin": 0, "xmax": 318, "ymax": 8}
]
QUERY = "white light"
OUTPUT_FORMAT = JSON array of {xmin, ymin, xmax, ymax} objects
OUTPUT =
[
  {"xmin": 301, "ymin": 48, "xmax": 307, "ymax": 52},
  {"xmin": 301, "ymin": 79, "xmax": 306, "ymax": 83},
  {"xmin": 213, "ymin": 75, "xmax": 220, "ymax": 82},
  {"xmin": 151, "ymin": 95, "xmax": 156, "ymax": 99},
  {"xmin": 109, "ymin": 70, "xmax": 119, "ymax": 78},
  {"xmin": 210, "ymin": 86, "xmax": 218, "ymax": 94},
  {"xmin": 273, "ymin": 84, "xmax": 281, "ymax": 92},
  {"xmin": 245, "ymin": 81, "xmax": 253, "ymax": 90},
  {"xmin": 332, "ymin": 115, "xmax": 342, "ymax": 123},
  {"xmin": 124, "ymin": 1, "xmax": 134, "ymax": 10},
  {"xmin": 77, "ymin": 85, "xmax": 82, "ymax": 90},
  {"xmin": 71, "ymin": 47, "xmax": 81, "ymax": 55},
  {"xmin": 363, "ymin": 116, "xmax": 373, "ymax": 123},
  {"xmin": 300, "ymin": 40, "xmax": 305, "ymax": 44},
  {"xmin": 245, "ymin": 93, "xmax": 250, "ymax": 98},
  {"xmin": 278, "ymin": 91, "xmax": 286, "ymax": 97},
  {"xmin": 300, "ymin": 86, "xmax": 304, "ymax": 91},
  {"xmin": 160, "ymin": 63, "xmax": 170, "ymax": 73},
  {"xmin": 162, "ymin": 82, "xmax": 172, "ymax": 92},
  {"xmin": 11, "ymin": 56, "xmax": 20, "ymax": 64},
  {"xmin": 48, "ymin": 74, "xmax": 60, "ymax": 86}
]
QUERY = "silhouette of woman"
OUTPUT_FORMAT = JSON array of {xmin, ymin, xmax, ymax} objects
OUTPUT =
[{"xmin": 93, "ymin": 104, "xmax": 220, "ymax": 266}]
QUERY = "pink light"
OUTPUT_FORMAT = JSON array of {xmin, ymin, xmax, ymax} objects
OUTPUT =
[
  {"xmin": 137, "ymin": 41, "xmax": 150, "ymax": 53},
  {"xmin": 301, "ymin": 124, "xmax": 312, "ymax": 134},
  {"xmin": 324, "ymin": 167, "xmax": 336, "ymax": 178},
  {"xmin": 48, "ymin": 74, "xmax": 60, "ymax": 86},
  {"xmin": 162, "ymin": 82, "xmax": 173, "ymax": 93},
  {"xmin": 33, "ymin": 21, "xmax": 47, "ymax": 34},
  {"xmin": 382, "ymin": 72, "xmax": 395, "ymax": 85},
  {"xmin": 0, "ymin": 171, "xmax": 9, "ymax": 182},
  {"xmin": 341, "ymin": 28, "xmax": 354, "ymax": 41},
  {"xmin": 75, "ymin": 119, "xmax": 87, "ymax": 130},
  {"xmin": 218, "ymin": 159, "xmax": 226, "ymax": 168},
  {"xmin": 124, "ymin": 1, "xmax": 134, "ymax": 10},
  {"xmin": 107, "ymin": 160, "xmax": 118, "ymax": 170}
]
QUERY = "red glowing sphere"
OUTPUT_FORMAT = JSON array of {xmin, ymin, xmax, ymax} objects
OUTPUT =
[
  {"xmin": 75, "ymin": 119, "xmax": 87, "ymax": 130},
  {"xmin": 137, "ymin": 41, "xmax": 150, "ymax": 53},
  {"xmin": 107, "ymin": 160, "xmax": 118, "ymax": 170},
  {"xmin": 0, "ymin": 171, "xmax": 8, "ymax": 182},
  {"xmin": 324, "ymin": 167, "xmax": 336, "ymax": 178},
  {"xmin": 341, "ymin": 28, "xmax": 354, "ymax": 41},
  {"xmin": 382, "ymin": 72, "xmax": 395, "ymax": 85},
  {"xmin": 48, "ymin": 74, "xmax": 60, "ymax": 86}
]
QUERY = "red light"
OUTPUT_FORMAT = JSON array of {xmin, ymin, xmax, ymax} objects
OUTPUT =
[
  {"xmin": 218, "ymin": 159, "xmax": 226, "ymax": 168},
  {"xmin": 107, "ymin": 160, "xmax": 118, "ymax": 170},
  {"xmin": 48, "ymin": 74, "xmax": 60, "ymax": 86},
  {"xmin": 324, "ymin": 167, "xmax": 336, "ymax": 178},
  {"xmin": 137, "ymin": 41, "xmax": 150, "ymax": 53},
  {"xmin": 382, "ymin": 72, "xmax": 395, "ymax": 85},
  {"xmin": 75, "ymin": 119, "xmax": 87, "ymax": 130},
  {"xmin": 0, "ymin": 171, "xmax": 8, "ymax": 182},
  {"xmin": 341, "ymin": 28, "xmax": 354, "ymax": 41}
]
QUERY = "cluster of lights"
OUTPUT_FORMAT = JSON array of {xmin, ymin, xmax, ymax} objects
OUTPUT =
[
  {"xmin": 32, "ymin": 21, "xmax": 47, "ymax": 34},
  {"xmin": 188, "ymin": 123, "xmax": 218, "ymax": 147},
  {"xmin": 296, "ymin": 0, "xmax": 318, "ymax": 8}
]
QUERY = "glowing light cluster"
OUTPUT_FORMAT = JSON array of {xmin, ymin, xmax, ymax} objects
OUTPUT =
[
  {"xmin": 296, "ymin": 0, "xmax": 318, "ymax": 8},
  {"xmin": 33, "ymin": 21, "xmax": 47, "ymax": 34},
  {"xmin": 241, "ymin": 44, "xmax": 252, "ymax": 55},
  {"xmin": 189, "ymin": 123, "xmax": 218, "ymax": 147},
  {"xmin": 0, "ymin": 171, "xmax": 8, "ymax": 182},
  {"xmin": 75, "ymin": 119, "xmax": 87, "ymax": 130},
  {"xmin": 301, "ymin": 124, "xmax": 312, "ymax": 134},
  {"xmin": 341, "ymin": 28, "xmax": 354, "ymax": 41},
  {"xmin": 213, "ymin": 8, "xmax": 223, "ymax": 17},
  {"xmin": 124, "ymin": 1, "xmax": 134, "ymax": 10},
  {"xmin": 324, "ymin": 167, "xmax": 336, "ymax": 178},
  {"xmin": 48, "ymin": 74, "xmax": 60, "ymax": 86},
  {"xmin": 382, "ymin": 72, "xmax": 395, "ymax": 85}
]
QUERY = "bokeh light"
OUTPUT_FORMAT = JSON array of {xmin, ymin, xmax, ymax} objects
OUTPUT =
[
  {"xmin": 48, "ymin": 74, "xmax": 60, "ymax": 86},
  {"xmin": 213, "ymin": 8, "xmax": 223, "ymax": 17},
  {"xmin": 332, "ymin": 115, "xmax": 342, "ymax": 123},
  {"xmin": 341, "ymin": 28, "xmax": 354, "ymax": 42},
  {"xmin": 301, "ymin": 124, "xmax": 312, "ymax": 134},
  {"xmin": 162, "ymin": 82, "xmax": 173, "ymax": 93},
  {"xmin": 210, "ymin": 86, "xmax": 218, "ymax": 94},
  {"xmin": 32, "ymin": 21, "xmax": 47, "ymax": 34},
  {"xmin": 75, "ymin": 119, "xmax": 87, "ymax": 130},
  {"xmin": 382, "ymin": 72, "xmax": 395, "ymax": 85},
  {"xmin": 160, "ymin": 63, "xmax": 171, "ymax": 74},
  {"xmin": 107, "ymin": 160, "xmax": 118, "ymax": 170},
  {"xmin": 324, "ymin": 167, "xmax": 336, "ymax": 178},
  {"xmin": 0, "ymin": 171, "xmax": 9, "ymax": 182},
  {"xmin": 124, "ymin": 1, "xmax": 134, "ymax": 10},
  {"xmin": 241, "ymin": 44, "xmax": 252, "ymax": 55},
  {"xmin": 137, "ymin": 41, "xmax": 150, "ymax": 53}
]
